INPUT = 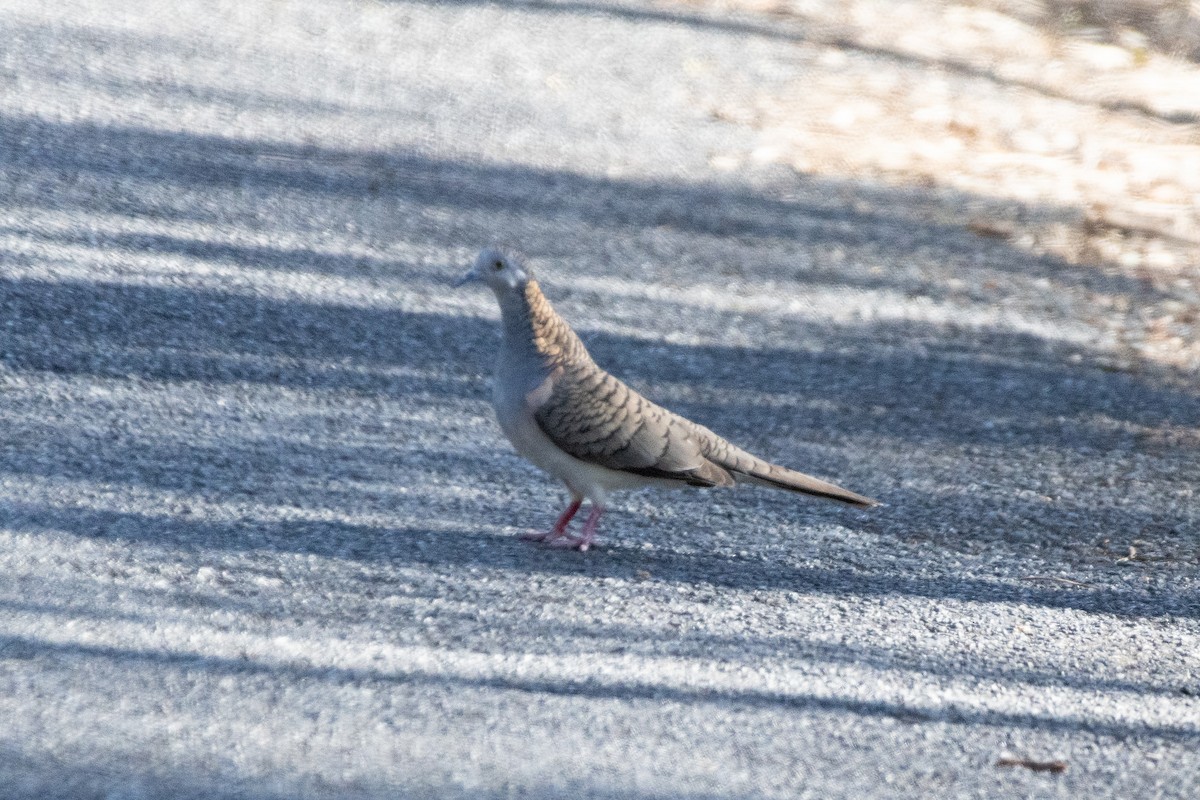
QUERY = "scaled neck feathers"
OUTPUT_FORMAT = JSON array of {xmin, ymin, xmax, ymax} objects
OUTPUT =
[{"xmin": 499, "ymin": 279, "xmax": 591, "ymax": 368}]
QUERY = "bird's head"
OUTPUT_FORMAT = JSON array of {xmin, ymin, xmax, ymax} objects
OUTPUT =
[{"xmin": 453, "ymin": 247, "xmax": 532, "ymax": 295}]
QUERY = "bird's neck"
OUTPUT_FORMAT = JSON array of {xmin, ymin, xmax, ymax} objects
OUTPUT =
[{"xmin": 497, "ymin": 279, "xmax": 588, "ymax": 367}]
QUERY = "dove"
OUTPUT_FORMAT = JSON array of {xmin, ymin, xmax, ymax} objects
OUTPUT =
[{"xmin": 455, "ymin": 247, "xmax": 877, "ymax": 551}]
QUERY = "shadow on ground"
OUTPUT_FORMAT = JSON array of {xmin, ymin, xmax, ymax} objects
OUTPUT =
[
  {"xmin": 5, "ymin": 491, "xmax": 1198, "ymax": 621},
  {"xmin": 0, "ymin": 738, "xmax": 706, "ymax": 800},
  {"xmin": 2, "ymin": 107, "xmax": 1198, "ymax": 618},
  {"xmin": 0, "ymin": 619, "xmax": 1195, "ymax": 741},
  {"xmin": 1, "ymin": 108, "xmax": 1192, "ymax": 307}
]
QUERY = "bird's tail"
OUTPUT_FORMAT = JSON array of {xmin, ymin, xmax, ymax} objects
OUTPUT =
[
  {"xmin": 732, "ymin": 463, "xmax": 878, "ymax": 507},
  {"xmin": 694, "ymin": 424, "xmax": 878, "ymax": 507}
]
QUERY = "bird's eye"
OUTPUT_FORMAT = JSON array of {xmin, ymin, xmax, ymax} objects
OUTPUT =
[{"xmin": 493, "ymin": 260, "xmax": 504, "ymax": 271}]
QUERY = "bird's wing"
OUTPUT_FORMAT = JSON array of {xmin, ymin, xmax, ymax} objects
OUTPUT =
[
  {"xmin": 529, "ymin": 364, "xmax": 734, "ymax": 488},
  {"xmin": 528, "ymin": 361, "xmax": 875, "ymax": 504}
]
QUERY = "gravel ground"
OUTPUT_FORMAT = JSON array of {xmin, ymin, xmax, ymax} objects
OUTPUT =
[{"xmin": 1, "ymin": 0, "xmax": 1198, "ymax": 798}]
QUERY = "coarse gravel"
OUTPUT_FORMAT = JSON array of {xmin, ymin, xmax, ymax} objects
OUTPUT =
[{"xmin": 0, "ymin": 0, "xmax": 1197, "ymax": 798}]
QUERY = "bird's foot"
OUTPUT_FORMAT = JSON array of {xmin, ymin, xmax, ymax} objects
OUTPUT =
[
  {"xmin": 542, "ymin": 506, "xmax": 603, "ymax": 552},
  {"xmin": 520, "ymin": 498, "xmax": 583, "ymax": 544}
]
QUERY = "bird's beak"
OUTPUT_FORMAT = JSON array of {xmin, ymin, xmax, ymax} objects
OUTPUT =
[{"xmin": 452, "ymin": 266, "xmax": 481, "ymax": 288}]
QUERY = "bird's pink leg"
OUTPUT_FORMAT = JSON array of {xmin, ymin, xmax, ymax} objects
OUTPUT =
[
  {"xmin": 521, "ymin": 498, "xmax": 583, "ymax": 543},
  {"xmin": 550, "ymin": 505, "xmax": 604, "ymax": 552}
]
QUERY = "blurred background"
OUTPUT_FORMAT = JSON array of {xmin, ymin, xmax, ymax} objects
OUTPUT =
[{"xmin": 3, "ymin": 0, "xmax": 1197, "ymax": 367}]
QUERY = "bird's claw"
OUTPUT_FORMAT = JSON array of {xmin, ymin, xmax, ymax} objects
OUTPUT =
[
  {"xmin": 520, "ymin": 503, "xmax": 601, "ymax": 551},
  {"xmin": 546, "ymin": 534, "xmax": 590, "ymax": 552},
  {"xmin": 522, "ymin": 530, "xmax": 591, "ymax": 551}
]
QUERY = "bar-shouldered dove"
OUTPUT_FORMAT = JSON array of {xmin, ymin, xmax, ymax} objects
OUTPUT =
[{"xmin": 455, "ymin": 247, "xmax": 877, "ymax": 551}]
